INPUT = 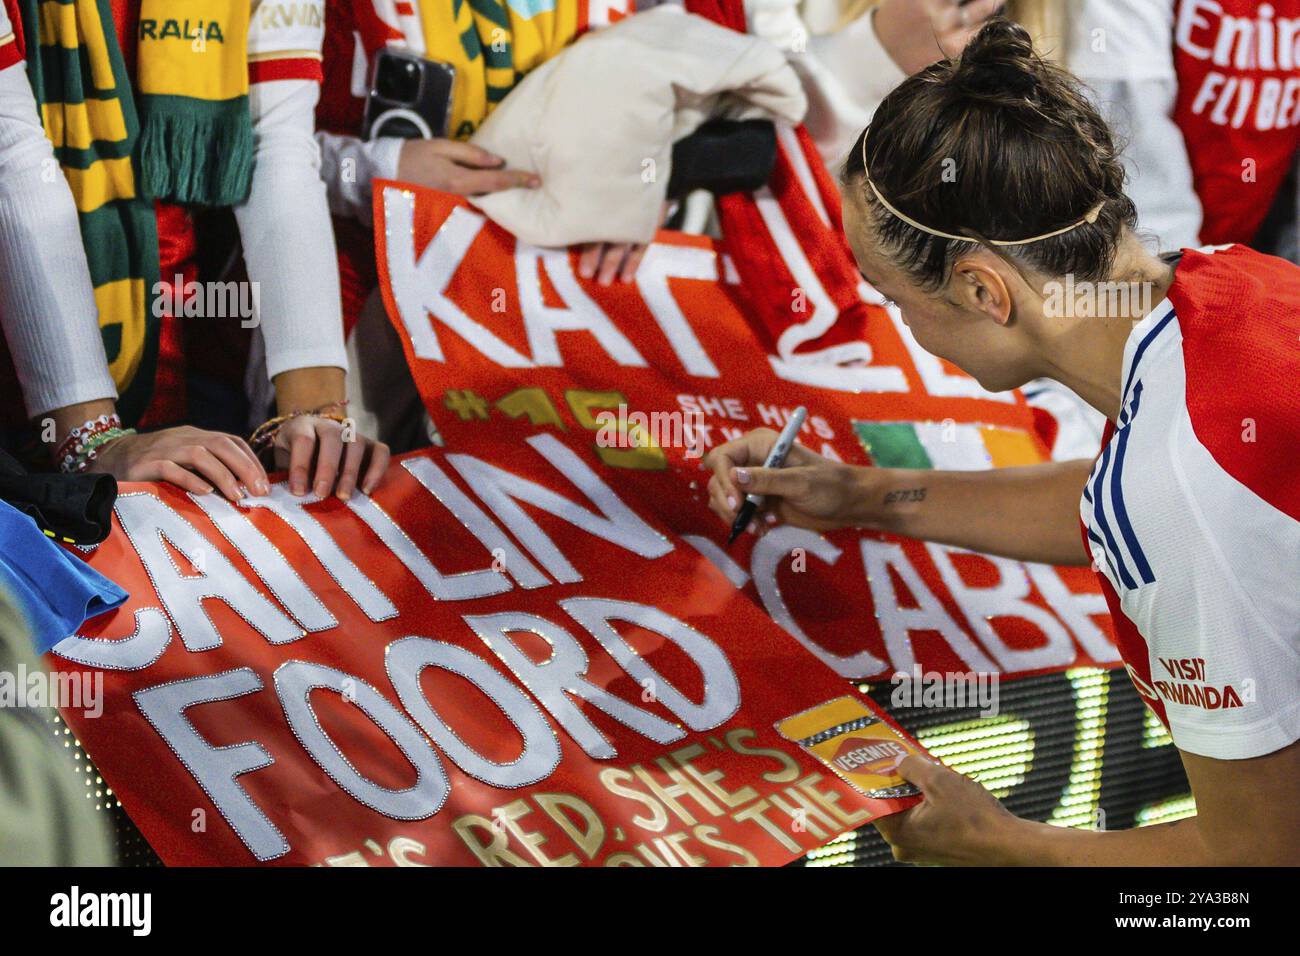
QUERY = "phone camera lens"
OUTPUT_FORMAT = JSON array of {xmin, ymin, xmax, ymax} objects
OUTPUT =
[{"xmin": 377, "ymin": 58, "xmax": 421, "ymax": 104}]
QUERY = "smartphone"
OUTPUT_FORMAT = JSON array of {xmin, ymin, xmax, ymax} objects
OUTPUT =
[{"xmin": 361, "ymin": 48, "xmax": 456, "ymax": 141}]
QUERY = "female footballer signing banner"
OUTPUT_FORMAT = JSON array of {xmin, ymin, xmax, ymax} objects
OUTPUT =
[{"xmin": 706, "ymin": 19, "xmax": 1300, "ymax": 866}]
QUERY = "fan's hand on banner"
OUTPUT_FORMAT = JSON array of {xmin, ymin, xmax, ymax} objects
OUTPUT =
[
  {"xmin": 704, "ymin": 428, "xmax": 865, "ymax": 535},
  {"xmin": 396, "ymin": 139, "xmax": 540, "ymax": 195},
  {"xmin": 89, "ymin": 426, "xmax": 269, "ymax": 502},
  {"xmin": 577, "ymin": 241, "xmax": 648, "ymax": 286},
  {"xmin": 577, "ymin": 203, "xmax": 673, "ymax": 286},
  {"xmin": 274, "ymin": 415, "xmax": 390, "ymax": 501},
  {"xmin": 872, "ymin": 754, "xmax": 1019, "ymax": 866}
]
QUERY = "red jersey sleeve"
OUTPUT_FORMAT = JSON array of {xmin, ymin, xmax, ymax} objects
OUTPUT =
[{"xmin": 0, "ymin": 0, "xmax": 24, "ymax": 70}]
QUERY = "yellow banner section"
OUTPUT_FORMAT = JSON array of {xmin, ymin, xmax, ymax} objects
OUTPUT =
[{"xmin": 776, "ymin": 697, "xmax": 922, "ymax": 799}]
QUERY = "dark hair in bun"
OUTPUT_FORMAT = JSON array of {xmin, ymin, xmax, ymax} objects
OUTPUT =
[
  {"xmin": 842, "ymin": 17, "xmax": 1137, "ymax": 289},
  {"xmin": 953, "ymin": 16, "xmax": 1040, "ymax": 97}
]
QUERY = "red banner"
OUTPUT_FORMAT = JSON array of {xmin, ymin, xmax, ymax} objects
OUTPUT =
[
  {"xmin": 51, "ymin": 447, "xmax": 923, "ymax": 866},
  {"xmin": 374, "ymin": 184, "xmax": 1119, "ymax": 684}
]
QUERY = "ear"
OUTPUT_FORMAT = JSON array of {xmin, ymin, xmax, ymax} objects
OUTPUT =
[{"xmin": 950, "ymin": 253, "xmax": 1014, "ymax": 327}]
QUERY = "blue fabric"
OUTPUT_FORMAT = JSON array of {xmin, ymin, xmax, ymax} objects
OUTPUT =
[{"xmin": 0, "ymin": 500, "xmax": 128, "ymax": 655}]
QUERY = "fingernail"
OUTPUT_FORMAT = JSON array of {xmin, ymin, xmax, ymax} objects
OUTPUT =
[
  {"xmin": 736, "ymin": 468, "xmax": 751, "ymax": 485},
  {"xmin": 747, "ymin": 521, "xmax": 757, "ymax": 535},
  {"xmin": 254, "ymin": 480, "xmax": 269, "ymax": 496},
  {"xmin": 314, "ymin": 481, "xmax": 329, "ymax": 498},
  {"xmin": 337, "ymin": 489, "xmax": 351, "ymax": 501},
  {"xmin": 198, "ymin": 485, "xmax": 213, "ymax": 496},
  {"xmin": 528, "ymin": 175, "xmax": 541, "ymax": 188},
  {"xmin": 727, "ymin": 495, "xmax": 737, "ymax": 510},
  {"xmin": 764, "ymin": 512, "xmax": 777, "ymax": 524},
  {"xmin": 290, "ymin": 479, "xmax": 305, "ymax": 496}
]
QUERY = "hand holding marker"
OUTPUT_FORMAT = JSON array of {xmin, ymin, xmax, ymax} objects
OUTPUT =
[{"xmin": 727, "ymin": 406, "xmax": 807, "ymax": 546}]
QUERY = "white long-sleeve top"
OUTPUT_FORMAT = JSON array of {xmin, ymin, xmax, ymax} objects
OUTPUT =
[
  {"xmin": 0, "ymin": 71, "xmax": 347, "ymax": 419},
  {"xmin": 0, "ymin": 61, "xmax": 117, "ymax": 417},
  {"xmin": 236, "ymin": 78, "xmax": 349, "ymax": 380},
  {"xmin": 315, "ymin": 131, "xmax": 403, "ymax": 225}
]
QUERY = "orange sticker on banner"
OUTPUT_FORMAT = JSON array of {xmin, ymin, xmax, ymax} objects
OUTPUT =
[{"xmin": 776, "ymin": 696, "xmax": 921, "ymax": 799}]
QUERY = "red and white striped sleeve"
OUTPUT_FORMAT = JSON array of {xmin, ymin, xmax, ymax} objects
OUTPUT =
[
  {"xmin": 0, "ymin": 0, "xmax": 24, "ymax": 71},
  {"xmin": 248, "ymin": 0, "xmax": 326, "ymax": 84}
]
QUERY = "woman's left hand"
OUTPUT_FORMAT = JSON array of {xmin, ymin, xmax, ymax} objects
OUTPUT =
[
  {"xmin": 273, "ymin": 415, "xmax": 390, "ymax": 501},
  {"xmin": 872, "ymin": 754, "xmax": 1022, "ymax": 865}
]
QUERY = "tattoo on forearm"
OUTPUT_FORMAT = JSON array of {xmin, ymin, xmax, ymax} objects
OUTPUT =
[{"xmin": 884, "ymin": 487, "xmax": 927, "ymax": 506}]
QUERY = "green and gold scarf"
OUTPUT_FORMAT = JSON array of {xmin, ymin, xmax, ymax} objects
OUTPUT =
[
  {"xmin": 417, "ymin": 0, "xmax": 580, "ymax": 140},
  {"xmin": 18, "ymin": 0, "xmax": 253, "ymax": 423}
]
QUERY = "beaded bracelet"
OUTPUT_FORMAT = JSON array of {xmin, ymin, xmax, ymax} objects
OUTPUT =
[
  {"xmin": 249, "ymin": 400, "xmax": 350, "ymax": 453},
  {"xmin": 56, "ymin": 414, "xmax": 137, "ymax": 474}
]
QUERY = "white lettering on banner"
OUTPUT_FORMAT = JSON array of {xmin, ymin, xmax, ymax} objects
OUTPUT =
[
  {"xmin": 53, "ymin": 608, "xmax": 172, "ymax": 671},
  {"xmin": 129, "ymin": 601, "xmax": 727, "ymax": 858},
  {"xmin": 516, "ymin": 246, "xmax": 647, "ymax": 368},
  {"xmin": 464, "ymin": 610, "xmax": 687, "ymax": 758},
  {"xmin": 238, "ymin": 487, "xmax": 399, "ymax": 622},
  {"xmin": 275, "ymin": 661, "xmax": 450, "ymax": 820},
  {"xmin": 860, "ymin": 539, "xmax": 999, "ymax": 674},
  {"xmin": 561, "ymin": 597, "xmax": 741, "ymax": 731},
  {"xmin": 133, "ymin": 668, "xmax": 288, "ymax": 861},
  {"xmin": 385, "ymin": 637, "xmax": 561, "ymax": 788},
  {"xmin": 749, "ymin": 526, "xmax": 888, "ymax": 677},
  {"xmin": 384, "ymin": 196, "xmax": 534, "ymax": 366},
  {"xmin": 400, "ymin": 457, "xmax": 549, "ymax": 589},
  {"xmin": 191, "ymin": 493, "xmax": 338, "ymax": 633},
  {"xmin": 926, "ymin": 544, "xmax": 1076, "ymax": 673},
  {"xmin": 72, "ymin": 441, "xmax": 1118, "ymax": 860},
  {"xmin": 690, "ymin": 524, "xmax": 1110, "ymax": 679},
  {"xmin": 681, "ymin": 534, "xmax": 751, "ymax": 589},
  {"xmin": 635, "ymin": 244, "xmax": 721, "ymax": 378},
  {"xmin": 381, "ymin": 187, "xmax": 904, "ymax": 390},
  {"xmin": 347, "ymin": 491, "xmax": 514, "ymax": 601},
  {"xmin": 115, "ymin": 493, "xmax": 303, "ymax": 652},
  {"xmin": 447, "ymin": 434, "xmax": 672, "ymax": 584}
]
